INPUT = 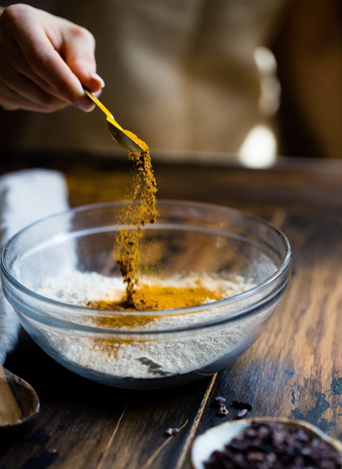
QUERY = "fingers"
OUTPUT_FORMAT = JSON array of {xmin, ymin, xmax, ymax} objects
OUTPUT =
[
  {"xmin": 0, "ymin": 51, "xmax": 69, "ymax": 108},
  {"xmin": 7, "ymin": 70, "xmax": 69, "ymax": 109},
  {"xmin": 0, "ymin": 80, "xmax": 68, "ymax": 113},
  {"xmin": 16, "ymin": 30, "xmax": 93, "ymax": 111},
  {"xmin": 0, "ymin": 4, "xmax": 104, "ymax": 113},
  {"xmin": 61, "ymin": 24, "xmax": 105, "ymax": 92},
  {"xmin": 0, "ymin": 23, "xmax": 71, "ymax": 111},
  {"xmin": 1, "ymin": 37, "xmax": 76, "ymax": 104}
]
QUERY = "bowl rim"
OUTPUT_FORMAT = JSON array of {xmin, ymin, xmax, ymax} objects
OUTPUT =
[{"xmin": 0, "ymin": 200, "xmax": 292, "ymax": 328}]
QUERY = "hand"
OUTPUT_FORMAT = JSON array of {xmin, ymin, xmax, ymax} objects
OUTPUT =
[{"xmin": 0, "ymin": 3, "xmax": 104, "ymax": 113}]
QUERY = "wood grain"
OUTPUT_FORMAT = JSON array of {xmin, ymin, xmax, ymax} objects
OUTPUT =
[
  {"xmin": 1, "ymin": 151, "xmax": 342, "ymax": 468},
  {"xmin": 0, "ymin": 365, "xmax": 39, "ymax": 428},
  {"xmin": 0, "ymin": 366, "xmax": 23, "ymax": 425}
]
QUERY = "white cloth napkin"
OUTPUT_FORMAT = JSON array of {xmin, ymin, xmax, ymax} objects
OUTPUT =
[{"xmin": 0, "ymin": 169, "xmax": 69, "ymax": 364}]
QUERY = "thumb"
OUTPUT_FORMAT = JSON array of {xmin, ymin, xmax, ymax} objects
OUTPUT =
[{"xmin": 62, "ymin": 25, "xmax": 105, "ymax": 92}]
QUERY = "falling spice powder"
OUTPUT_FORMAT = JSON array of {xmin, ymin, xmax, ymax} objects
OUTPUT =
[
  {"xmin": 36, "ymin": 115, "xmax": 261, "ymax": 380},
  {"xmin": 87, "ymin": 137, "xmax": 225, "ymax": 313},
  {"xmin": 113, "ymin": 143, "xmax": 158, "ymax": 308}
]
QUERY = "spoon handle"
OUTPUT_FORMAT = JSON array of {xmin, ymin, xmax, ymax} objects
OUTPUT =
[
  {"xmin": 84, "ymin": 89, "xmax": 147, "ymax": 152},
  {"xmin": 84, "ymin": 90, "xmax": 114, "ymax": 119}
]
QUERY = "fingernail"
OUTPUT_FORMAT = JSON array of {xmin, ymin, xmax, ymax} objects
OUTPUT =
[
  {"xmin": 91, "ymin": 72, "xmax": 105, "ymax": 88},
  {"xmin": 93, "ymin": 89, "xmax": 103, "ymax": 98},
  {"xmin": 75, "ymin": 97, "xmax": 95, "ymax": 112}
]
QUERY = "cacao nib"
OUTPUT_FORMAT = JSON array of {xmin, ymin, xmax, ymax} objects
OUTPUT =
[
  {"xmin": 231, "ymin": 400, "xmax": 253, "ymax": 411},
  {"xmin": 203, "ymin": 421, "xmax": 342, "ymax": 469}
]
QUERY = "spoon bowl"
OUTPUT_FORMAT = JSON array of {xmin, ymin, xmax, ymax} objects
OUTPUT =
[
  {"xmin": 85, "ymin": 90, "xmax": 147, "ymax": 152},
  {"xmin": 0, "ymin": 365, "xmax": 40, "ymax": 428}
]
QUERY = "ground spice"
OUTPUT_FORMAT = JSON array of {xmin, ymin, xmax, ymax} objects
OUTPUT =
[
  {"xmin": 39, "ymin": 272, "xmax": 255, "ymax": 377},
  {"xmin": 86, "ymin": 94, "xmax": 225, "ymax": 314},
  {"xmin": 113, "ymin": 139, "xmax": 158, "ymax": 308},
  {"xmin": 109, "ymin": 135, "xmax": 224, "ymax": 315},
  {"xmin": 89, "ymin": 128, "xmax": 224, "ymax": 317},
  {"xmin": 87, "ymin": 283, "xmax": 224, "ymax": 327}
]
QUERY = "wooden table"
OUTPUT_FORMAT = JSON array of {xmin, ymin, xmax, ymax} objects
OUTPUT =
[{"xmin": 1, "ymin": 151, "xmax": 342, "ymax": 468}]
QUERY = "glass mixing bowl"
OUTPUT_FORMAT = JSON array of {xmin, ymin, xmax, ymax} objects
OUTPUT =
[{"xmin": 0, "ymin": 201, "xmax": 291, "ymax": 389}]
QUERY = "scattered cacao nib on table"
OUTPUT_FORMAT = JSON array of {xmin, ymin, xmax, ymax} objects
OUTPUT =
[
  {"xmin": 215, "ymin": 396, "xmax": 226, "ymax": 407},
  {"xmin": 204, "ymin": 421, "xmax": 342, "ymax": 469},
  {"xmin": 231, "ymin": 400, "xmax": 253, "ymax": 411},
  {"xmin": 218, "ymin": 406, "xmax": 229, "ymax": 417},
  {"xmin": 165, "ymin": 427, "xmax": 179, "ymax": 437},
  {"xmin": 214, "ymin": 396, "xmax": 253, "ymax": 418},
  {"xmin": 236, "ymin": 409, "xmax": 248, "ymax": 419},
  {"xmin": 214, "ymin": 396, "xmax": 229, "ymax": 417}
]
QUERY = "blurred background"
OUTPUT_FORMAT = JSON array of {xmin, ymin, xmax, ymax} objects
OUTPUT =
[{"xmin": 0, "ymin": 0, "xmax": 341, "ymax": 168}]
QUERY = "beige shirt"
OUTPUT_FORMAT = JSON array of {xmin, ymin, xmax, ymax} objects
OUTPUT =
[{"xmin": 0, "ymin": 0, "xmax": 286, "ymax": 156}]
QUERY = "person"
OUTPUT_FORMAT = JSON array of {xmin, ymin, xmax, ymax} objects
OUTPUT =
[
  {"xmin": 0, "ymin": 0, "xmax": 341, "ymax": 160},
  {"xmin": 0, "ymin": 3, "xmax": 103, "ymax": 113}
]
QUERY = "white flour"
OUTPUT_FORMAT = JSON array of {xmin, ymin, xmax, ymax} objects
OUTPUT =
[{"xmin": 38, "ymin": 271, "xmax": 258, "ymax": 379}]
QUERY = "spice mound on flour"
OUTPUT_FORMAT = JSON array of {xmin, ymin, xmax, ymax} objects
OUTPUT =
[
  {"xmin": 86, "ymin": 283, "xmax": 224, "ymax": 328},
  {"xmin": 88, "ymin": 283, "xmax": 224, "ymax": 312},
  {"xmin": 38, "ymin": 271, "xmax": 255, "ymax": 379}
]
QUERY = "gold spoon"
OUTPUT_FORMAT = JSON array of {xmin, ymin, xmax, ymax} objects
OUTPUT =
[
  {"xmin": 84, "ymin": 90, "xmax": 148, "ymax": 153},
  {"xmin": 0, "ymin": 365, "xmax": 40, "ymax": 428}
]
